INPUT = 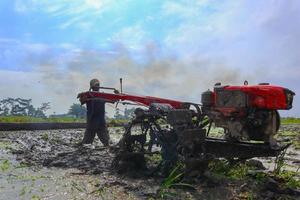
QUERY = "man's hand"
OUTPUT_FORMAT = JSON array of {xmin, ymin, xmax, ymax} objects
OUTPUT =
[
  {"xmin": 77, "ymin": 92, "xmax": 88, "ymax": 105},
  {"xmin": 113, "ymin": 89, "xmax": 120, "ymax": 94}
]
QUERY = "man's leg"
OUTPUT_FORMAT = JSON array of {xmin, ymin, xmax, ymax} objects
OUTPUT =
[
  {"xmin": 97, "ymin": 126, "xmax": 110, "ymax": 146},
  {"xmin": 82, "ymin": 127, "xmax": 96, "ymax": 144}
]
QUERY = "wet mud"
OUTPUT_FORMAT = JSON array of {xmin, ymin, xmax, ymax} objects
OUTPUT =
[{"xmin": 0, "ymin": 126, "xmax": 299, "ymax": 199}]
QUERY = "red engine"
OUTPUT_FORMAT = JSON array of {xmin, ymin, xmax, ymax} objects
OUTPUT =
[{"xmin": 201, "ymin": 83, "xmax": 295, "ymax": 145}]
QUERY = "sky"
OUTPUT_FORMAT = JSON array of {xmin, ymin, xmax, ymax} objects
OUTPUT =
[{"xmin": 0, "ymin": 0, "xmax": 299, "ymax": 117}]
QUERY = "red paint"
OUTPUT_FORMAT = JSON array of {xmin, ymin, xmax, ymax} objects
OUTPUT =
[
  {"xmin": 220, "ymin": 85, "xmax": 289, "ymax": 110},
  {"xmin": 78, "ymin": 91, "xmax": 184, "ymax": 109},
  {"xmin": 78, "ymin": 84, "xmax": 294, "ymax": 113}
]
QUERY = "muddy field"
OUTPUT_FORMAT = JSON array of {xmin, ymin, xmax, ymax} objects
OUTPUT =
[{"xmin": 0, "ymin": 125, "xmax": 299, "ymax": 200}]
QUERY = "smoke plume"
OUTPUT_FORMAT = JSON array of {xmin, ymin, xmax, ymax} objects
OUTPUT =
[{"xmin": 26, "ymin": 43, "xmax": 256, "ymax": 113}]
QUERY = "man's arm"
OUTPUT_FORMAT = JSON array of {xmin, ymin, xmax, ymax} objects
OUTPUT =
[{"xmin": 78, "ymin": 92, "xmax": 117, "ymax": 105}]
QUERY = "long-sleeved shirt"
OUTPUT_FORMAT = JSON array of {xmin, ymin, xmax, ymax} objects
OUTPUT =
[{"xmin": 86, "ymin": 98, "xmax": 106, "ymax": 129}]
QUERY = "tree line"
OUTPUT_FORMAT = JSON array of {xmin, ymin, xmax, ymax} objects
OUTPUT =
[
  {"xmin": 0, "ymin": 98, "xmax": 135, "ymax": 120},
  {"xmin": 0, "ymin": 98, "xmax": 50, "ymax": 118}
]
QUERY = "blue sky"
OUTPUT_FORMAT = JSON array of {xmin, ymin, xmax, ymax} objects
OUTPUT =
[{"xmin": 0, "ymin": 0, "xmax": 299, "ymax": 116}]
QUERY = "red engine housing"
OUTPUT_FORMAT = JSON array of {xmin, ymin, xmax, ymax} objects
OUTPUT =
[{"xmin": 202, "ymin": 83, "xmax": 295, "ymax": 117}]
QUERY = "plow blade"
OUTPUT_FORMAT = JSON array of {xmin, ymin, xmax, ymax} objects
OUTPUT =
[{"xmin": 203, "ymin": 137, "xmax": 289, "ymax": 159}]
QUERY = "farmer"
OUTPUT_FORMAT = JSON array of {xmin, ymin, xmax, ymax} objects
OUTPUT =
[{"xmin": 78, "ymin": 79, "xmax": 111, "ymax": 146}]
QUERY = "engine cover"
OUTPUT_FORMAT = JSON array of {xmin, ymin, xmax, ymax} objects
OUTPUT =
[
  {"xmin": 201, "ymin": 83, "xmax": 295, "ymax": 145},
  {"xmin": 216, "ymin": 84, "xmax": 295, "ymax": 110}
]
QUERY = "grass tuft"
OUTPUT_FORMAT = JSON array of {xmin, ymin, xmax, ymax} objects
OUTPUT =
[{"xmin": 158, "ymin": 163, "xmax": 194, "ymax": 199}]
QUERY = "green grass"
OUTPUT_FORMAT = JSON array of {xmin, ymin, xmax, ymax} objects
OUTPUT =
[
  {"xmin": 158, "ymin": 163, "xmax": 194, "ymax": 199},
  {"xmin": 108, "ymin": 119, "xmax": 130, "ymax": 125},
  {"xmin": 0, "ymin": 116, "xmax": 85, "ymax": 123},
  {"xmin": 281, "ymin": 117, "xmax": 300, "ymax": 125},
  {"xmin": 209, "ymin": 159, "xmax": 300, "ymax": 190},
  {"xmin": 273, "ymin": 148, "xmax": 287, "ymax": 175},
  {"xmin": 293, "ymin": 141, "xmax": 300, "ymax": 149},
  {"xmin": 209, "ymin": 159, "xmax": 252, "ymax": 180},
  {"xmin": 0, "ymin": 159, "xmax": 11, "ymax": 172},
  {"xmin": 0, "ymin": 141, "xmax": 12, "ymax": 149},
  {"xmin": 276, "ymin": 170, "xmax": 300, "ymax": 189}
]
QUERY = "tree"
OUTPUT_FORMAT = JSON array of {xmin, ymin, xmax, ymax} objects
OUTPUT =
[
  {"xmin": 0, "ymin": 98, "xmax": 50, "ymax": 118},
  {"xmin": 68, "ymin": 103, "xmax": 87, "ymax": 118},
  {"xmin": 114, "ymin": 107, "xmax": 135, "ymax": 120},
  {"xmin": 124, "ymin": 108, "xmax": 135, "ymax": 119},
  {"xmin": 27, "ymin": 105, "xmax": 36, "ymax": 117},
  {"xmin": 114, "ymin": 108, "xmax": 124, "ymax": 119},
  {"xmin": 34, "ymin": 102, "xmax": 51, "ymax": 118}
]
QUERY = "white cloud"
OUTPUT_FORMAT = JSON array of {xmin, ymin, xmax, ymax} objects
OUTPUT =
[
  {"xmin": 162, "ymin": 0, "xmax": 214, "ymax": 19},
  {"xmin": 85, "ymin": 0, "xmax": 105, "ymax": 10},
  {"xmin": 162, "ymin": 1, "xmax": 245, "ymax": 53},
  {"xmin": 162, "ymin": 1, "xmax": 300, "ymax": 73},
  {"xmin": 14, "ymin": 0, "xmax": 113, "ymax": 29},
  {"xmin": 111, "ymin": 24, "xmax": 149, "ymax": 50},
  {"xmin": 14, "ymin": 0, "xmax": 109, "ymax": 14}
]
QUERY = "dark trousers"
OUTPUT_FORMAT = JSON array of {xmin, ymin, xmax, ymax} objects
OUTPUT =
[{"xmin": 82, "ymin": 125, "xmax": 110, "ymax": 146}]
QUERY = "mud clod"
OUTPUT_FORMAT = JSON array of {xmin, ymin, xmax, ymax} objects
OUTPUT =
[{"xmin": 113, "ymin": 152, "xmax": 147, "ymax": 175}]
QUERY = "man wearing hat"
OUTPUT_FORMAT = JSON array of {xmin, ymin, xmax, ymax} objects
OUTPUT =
[{"xmin": 79, "ymin": 78, "xmax": 110, "ymax": 146}]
